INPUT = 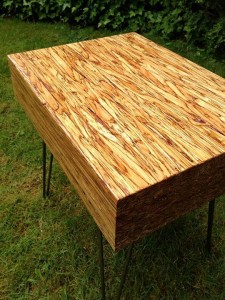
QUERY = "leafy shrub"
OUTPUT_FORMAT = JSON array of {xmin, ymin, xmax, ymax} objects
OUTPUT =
[{"xmin": 1, "ymin": 0, "xmax": 225, "ymax": 56}]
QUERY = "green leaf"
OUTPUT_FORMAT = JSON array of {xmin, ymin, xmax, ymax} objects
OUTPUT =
[{"xmin": 129, "ymin": 10, "xmax": 136, "ymax": 17}]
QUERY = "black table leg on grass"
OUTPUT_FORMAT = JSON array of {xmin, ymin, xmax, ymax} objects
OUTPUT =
[
  {"xmin": 42, "ymin": 141, "xmax": 54, "ymax": 198},
  {"xmin": 46, "ymin": 153, "xmax": 54, "ymax": 197},
  {"xmin": 43, "ymin": 141, "xmax": 47, "ymax": 198},
  {"xmin": 98, "ymin": 229, "xmax": 134, "ymax": 300},
  {"xmin": 115, "ymin": 243, "xmax": 134, "ymax": 300},
  {"xmin": 206, "ymin": 199, "xmax": 216, "ymax": 253},
  {"xmin": 98, "ymin": 229, "xmax": 106, "ymax": 300}
]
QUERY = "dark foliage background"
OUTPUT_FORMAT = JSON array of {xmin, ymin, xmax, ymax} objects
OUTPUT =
[{"xmin": 1, "ymin": 0, "xmax": 225, "ymax": 56}]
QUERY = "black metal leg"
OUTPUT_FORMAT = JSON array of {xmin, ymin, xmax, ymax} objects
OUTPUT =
[
  {"xmin": 116, "ymin": 243, "xmax": 134, "ymax": 300},
  {"xmin": 98, "ymin": 229, "xmax": 106, "ymax": 300},
  {"xmin": 206, "ymin": 199, "xmax": 216, "ymax": 253},
  {"xmin": 46, "ymin": 153, "xmax": 53, "ymax": 197},
  {"xmin": 97, "ymin": 229, "xmax": 134, "ymax": 300},
  {"xmin": 42, "ymin": 141, "xmax": 47, "ymax": 198},
  {"xmin": 42, "ymin": 141, "xmax": 53, "ymax": 198}
]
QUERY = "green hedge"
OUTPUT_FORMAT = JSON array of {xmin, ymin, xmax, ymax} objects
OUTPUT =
[{"xmin": 1, "ymin": 0, "xmax": 225, "ymax": 56}]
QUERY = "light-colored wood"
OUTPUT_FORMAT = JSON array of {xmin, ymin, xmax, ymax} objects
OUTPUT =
[{"xmin": 8, "ymin": 32, "xmax": 225, "ymax": 250}]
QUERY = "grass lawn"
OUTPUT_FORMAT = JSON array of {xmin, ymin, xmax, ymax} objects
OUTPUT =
[{"xmin": 1, "ymin": 18, "xmax": 225, "ymax": 300}]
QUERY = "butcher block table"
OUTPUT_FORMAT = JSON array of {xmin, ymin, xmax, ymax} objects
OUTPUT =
[{"xmin": 8, "ymin": 32, "xmax": 225, "ymax": 298}]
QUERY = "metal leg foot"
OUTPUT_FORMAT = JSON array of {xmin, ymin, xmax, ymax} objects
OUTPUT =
[
  {"xmin": 206, "ymin": 199, "xmax": 216, "ymax": 253},
  {"xmin": 42, "ymin": 141, "xmax": 53, "ymax": 198}
]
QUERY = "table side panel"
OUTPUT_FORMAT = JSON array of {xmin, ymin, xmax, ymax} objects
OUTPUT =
[
  {"xmin": 116, "ymin": 154, "xmax": 225, "ymax": 250},
  {"xmin": 8, "ymin": 58, "xmax": 117, "ymax": 249}
]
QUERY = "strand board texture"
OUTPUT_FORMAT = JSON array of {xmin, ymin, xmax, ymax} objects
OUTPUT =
[{"xmin": 8, "ymin": 33, "xmax": 225, "ymax": 251}]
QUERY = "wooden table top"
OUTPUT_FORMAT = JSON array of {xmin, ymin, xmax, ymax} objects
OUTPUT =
[{"xmin": 8, "ymin": 33, "xmax": 225, "ymax": 250}]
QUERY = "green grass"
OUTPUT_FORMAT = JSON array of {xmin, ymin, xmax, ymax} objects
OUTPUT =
[{"xmin": 1, "ymin": 18, "xmax": 225, "ymax": 300}]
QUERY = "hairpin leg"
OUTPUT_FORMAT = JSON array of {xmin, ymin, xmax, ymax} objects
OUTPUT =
[
  {"xmin": 115, "ymin": 243, "xmax": 133, "ymax": 300},
  {"xmin": 42, "ymin": 141, "xmax": 53, "ymax": 198},
  {"xmin": 206, "ymin": 199, "xmax": 216, "ymax": 253},
  {"xmin": 46, "ymin": 153, "xmax": 53, "ymax": 197},
  {"xmin": 43, "ymin": 141, "xmax": 47, "ymax": 198},
  {"xmin": 97, "ymin": 228, "xmax": 134, "ymax": 300},
  {"xmin": 98, "ymin": 229, "xmax": 106, "ymax": 300}
]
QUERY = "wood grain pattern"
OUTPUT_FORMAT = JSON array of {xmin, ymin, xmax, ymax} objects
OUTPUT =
[{"xmin": 8, "ymin": 32, "xmax": 225, "ymax": 250}]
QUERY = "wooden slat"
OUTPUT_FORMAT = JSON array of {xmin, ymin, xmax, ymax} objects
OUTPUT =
[{"xmin": 8, "ymin": 33, "xmax": 225, "ymax": 250}]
